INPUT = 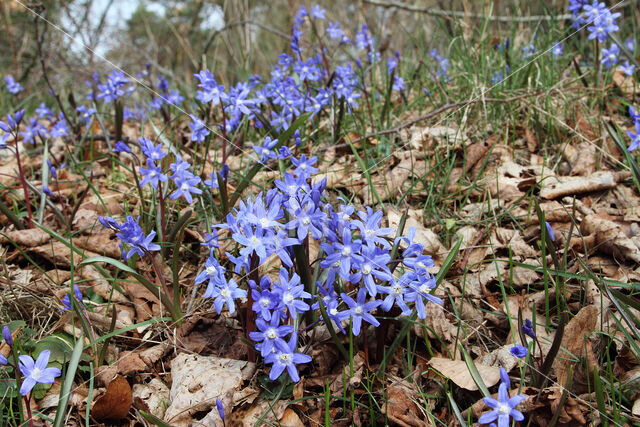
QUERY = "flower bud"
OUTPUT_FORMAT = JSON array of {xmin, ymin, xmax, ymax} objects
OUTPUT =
[{"xmin": 3, "ymin": 326, "xmax": 12, "ymax": 346}]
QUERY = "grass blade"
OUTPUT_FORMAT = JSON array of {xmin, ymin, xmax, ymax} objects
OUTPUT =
[{"xmin": 53, "ymin": 332, "xmax": 84, "ymax": 427}]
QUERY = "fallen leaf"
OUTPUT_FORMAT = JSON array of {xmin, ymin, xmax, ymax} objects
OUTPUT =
[
  {"xmin": 165, "ymin": 354, "xmax": 256, "ymax": 426},
  {"xmin": 132, "ymin": 378, "xmax": 170, "ymax": 420},
  {"xmin": 381, "ymin": 375, "xmax": 431, "ymax": 427},
  {"xmin": 581, "ymin": 214, "xmax": 640, "ymax": 263},
  {"xmin": 0, "ymin": 228, "xmax": 51, "ymax": 247},
  {"xmin": 540, "ymin": 171, "xmax": 630, "ymax": 199},
  {"xmin": 91, "ymin": 376, "xmax": 132, "ymax": 422},
  {"xmin": 428, "ymin": 357, "xmax": 501, "ymax": 391},
  {"xmin": 279, "ymin": 408, "xmax": 305, "ymax": 427},
  {"xmin": 552, "ymin": 305, "xmax": 599, "ymax": 387}
]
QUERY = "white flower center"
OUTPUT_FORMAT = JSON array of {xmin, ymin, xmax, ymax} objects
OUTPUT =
[
  {"xmin": 260, "ymin": 218, "xmax": 269, "ymax": 227},
  {"xmin": 393, "ymin": 285, "xmax": 402, "ymax": 294},
  {"xmin": 302, "ymin": 217, "xmax": 311, "ymax": 225},
  {"xmin": 354, "ymin": 306, "xmax": 363, "ymax": 314},
  {"xmin": 31, "ymin": 367, "xmax": 42, "ymax": 380},
  {"xmin": 260, "ymin": 298, "xmax": 270, "ymax": 308},
  {"xmin": 221, "ymin": 288, "xmax": 230, "ymax": 298},
  {"xmin": 250, "ymin": 236, "xmax": 260, "ymax": 246},
  {"xmin": 266, "ymin": 328, "xmax": 277, "ymax": 339},
  {"xmin": 284, "ymin": 293, "xmax": 294, "ymax": 304},
  {"xmin": 341, "ymin": 246, "xmax": 351, "ymax": 256},
  {"xmin": 181, "ymin": 183, "xmax": 189, "ymax": 192},
  {"xmin": 206, "ymin": 266, "xmax": 217, "ymax": 276},
  {"xmin": 362, "ymin": 265, "xmax": 372, "ymax": 275},
  {"xmin": 498, "ymin": 403, "xmax": 510, "ymax": 416},
  {"xmin": 279, "ymin": 353, "xmax": 291, "ymax": 363}
]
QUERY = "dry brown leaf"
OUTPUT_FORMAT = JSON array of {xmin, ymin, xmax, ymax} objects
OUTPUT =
[
  {"xmin": 0, "ymin": 228, "xmax": 51, "ymax": 247},
  {"xmin": 91, "ymin": 376, "xmax": 132, "ymax": 421},
  {"xmin": 491, "ymin": 228, "xmax": 538, "ymax": 259},
  {"xmin": 525, "ymin": 127, "xmax": 538, "ymax": 152},
  {"xmin": 165, "ymin": 354, "xmax": 256, "ymax": 426},
  {"xmin": 381, "ymin": 376, "xmax": 431, "ymax": 427},
  {"xmin": 552, "ymin": 305, "xmax": 599, "ymax": 387},
  {"xmin": 132, "ymin": 378, "xmax": 170, "ymax": 420},
  {"xmin": 279, "ymin": 408, "xmax": 305, "ymax": 427},
  {"xmin": 539, "ymin": 171, "xmax": 630, "ymax": 199},
  {"xmin": 563, "ymin": 142, "xmax": 596, "ymax": 176},
  {"xmin": 613, "ymin": 70, "xmax": 637, "ymax": 96},
  {"xmin": 464, "ymin": 141, "xmax": 491, "ymax": 173},
  {"xmin": 428, "ymin": 358, "xmax": 501, "ymax": 391},
  {"xmin": 175, "ymin": 316, "xmax": 241, "ymax": 356},
  {"xmin": 581, "ymin": 214, "xmax": 640, "ymax": 263}
]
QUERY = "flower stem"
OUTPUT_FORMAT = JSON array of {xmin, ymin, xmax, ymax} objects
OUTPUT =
[{"xmin": 14, "ymin": 143, "xmax": 33, "ymax": 228}]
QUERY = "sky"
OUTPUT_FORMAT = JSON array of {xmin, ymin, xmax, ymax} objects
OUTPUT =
[{"xmin": 64, "ymin": 0, "xmax": 224, "ymax": 56}]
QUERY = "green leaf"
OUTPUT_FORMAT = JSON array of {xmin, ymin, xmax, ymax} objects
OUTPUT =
[
  {"xmin": 140, "ymin": 411, "xmax": 172, "ymax": 427},
  {"xmin": 54, "ymin": 333, "xmax": 85, "ymax": 427},
  {"xmin": 459, "ymin": 345, "xmax": 490, "ymax": 397},
  {"xmin": 34, "ymin": 333, "xmax": 75, "ymax": 366}
]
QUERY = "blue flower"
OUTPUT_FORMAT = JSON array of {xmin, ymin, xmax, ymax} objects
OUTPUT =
[
  {"xmin": 326, "ymin": 22, "xmax": 344, "ymax": 40},
  {"xmin": 170, "ymin": 172, "xmax": 202, "ymax": 204},
  {"xmin": 551, "ymin": 42, "xmax": 564, "ymax": 57},
  {"xmin": 405, "ymin": 273, "xmax": 442, "ymax": 319},
  {"xmin": 114, "ymin": 141, "xmax": 132, "ymax": 153},
  {"xmin": 351, "ymin": 245, "xmax": 393, "ymax": 296},
  {"xmin": 216, "ymin": 398, "xmax": 225, "ymax": 420},
  {"xmin": 35, "ymin": 103, "xmax": 53, "ymax": 119},
  {"xmin": 620, "ymin": 61, "xmax": 636, "ymax": 76},
  {"xmin": 264, "ymin": 333, "xmax": 311, "ymax": 383},
  {"xmin": 253, "ymin": 136, "xmax": 279, "ymax": 164},
  {"xmin": 18, "ymin": 350, "xmax": 61, "ymax": 396},
  {"xmin": 522, "ymin": 318, "xmax": 536, "ymax": 339},
  {"xmin": 139, "ymin": 159, "xmax": 168, "ymax": 190},
  {"xmin": 4, "ymin": 75, "xmax": 23, "ymax": 94},
  {"xmin": 510, "ymin": 344, "xmax": 528, "ymax": 359},
  {"xmin": 249, "ymin": 316, "xmax": 294, "ymax": 357},
  {"xmin": 3, "ymin": 325, "xmax": 13, "ymax": 346},
  {"xmin": 478, "ymin": 368, "xmax": 526, "ymax": 426},
  {"xmin": 378, "ymin": 271, "xmax": 413, "ymax": 314},
  {"xmin": 102, "ymin": 216, "xmax": 161, "ymax": 261},
  {"xmin": 629, "ymin": 122, "xmax": 640, "ymax": 152},
  {"xmin": 291, "ymin": 154, "xmax": 317, "ymax": 178},
  {"xmin": 189, "ymin": 115, "xmax": 210, "ymax": 143},
  {"xmin": 392, "ymin": 75, "xmax": 405, "ymax": 91},
  {"xmin": 207, "ymin": 278, "xmax": 247, "ymax": 315},
  {"xmin": 60, "ymin": 285, "xmax": 83, "ymax": 311},
  {"xmin": 76, "ymin": 105, "xmax": 96, "ymax": 127},
  {"xmin": 339, "ymin": 288, "xmax": 381, "ymax": 336},
  {"xmin": 545, "ymin": 221, "xmax": 555, "ymax": 241},
  {"xmin": 195, "ymin": 256, "xmax": 226, "ymax": 285},
  {"xmin": 310, "ymin": 5, "xmax": 326, "ymax": 19},
  {"xmin": 601, "ymin": 44, "xmax": 619, "ymax": 69},
  {"xmin": 274, "ymin": 269, "xmax": 311, "ymax": 317},
  {"xmin": 139, "ymin": 137, "xmax": 167, "ymax": 162}
]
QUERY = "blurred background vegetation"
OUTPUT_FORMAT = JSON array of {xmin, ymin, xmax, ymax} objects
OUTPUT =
[{"xmin": 0, "ymin": 0, "xmax": 609, "ymax": 99}]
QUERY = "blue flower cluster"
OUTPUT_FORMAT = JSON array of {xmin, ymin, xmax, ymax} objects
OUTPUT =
[
  {"xmin": 4, "ymin": 75, "xmax": 23, "ymax": 95},
  {"xmin": 628, "ymin": 106, "xmax": 640, "ymax": 152},
  {"xmin": 98, "ymin": 215, "xmax": 161, "ymax": 261},
  {"xmin": 569, "ymin": 0, "xmax": 620, "ymax": 41},
  {"xmin": 192, "ymin": 153, "xmax": 442, "ymax": 382}
]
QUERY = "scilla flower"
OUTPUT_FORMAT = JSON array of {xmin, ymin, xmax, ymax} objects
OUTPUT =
[
  {"xmin": 479, "ymin": 367, "xmax": 526, "ymax": 426},
  {"xmin": 18, "ymin": 350, "xmax": 61, "ymax": 396}
]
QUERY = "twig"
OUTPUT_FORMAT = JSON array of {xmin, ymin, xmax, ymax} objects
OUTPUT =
[
  {"xmin": 363, "ymin": 0, "xmax": 574, "ymax": 22},
  {"xmin": 202, "ymin": 20, "xmax": 291, "ymax": 58},
  {"xmin": 33, "ymin": 11, "xmax": 77, "ymax": 134}
]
